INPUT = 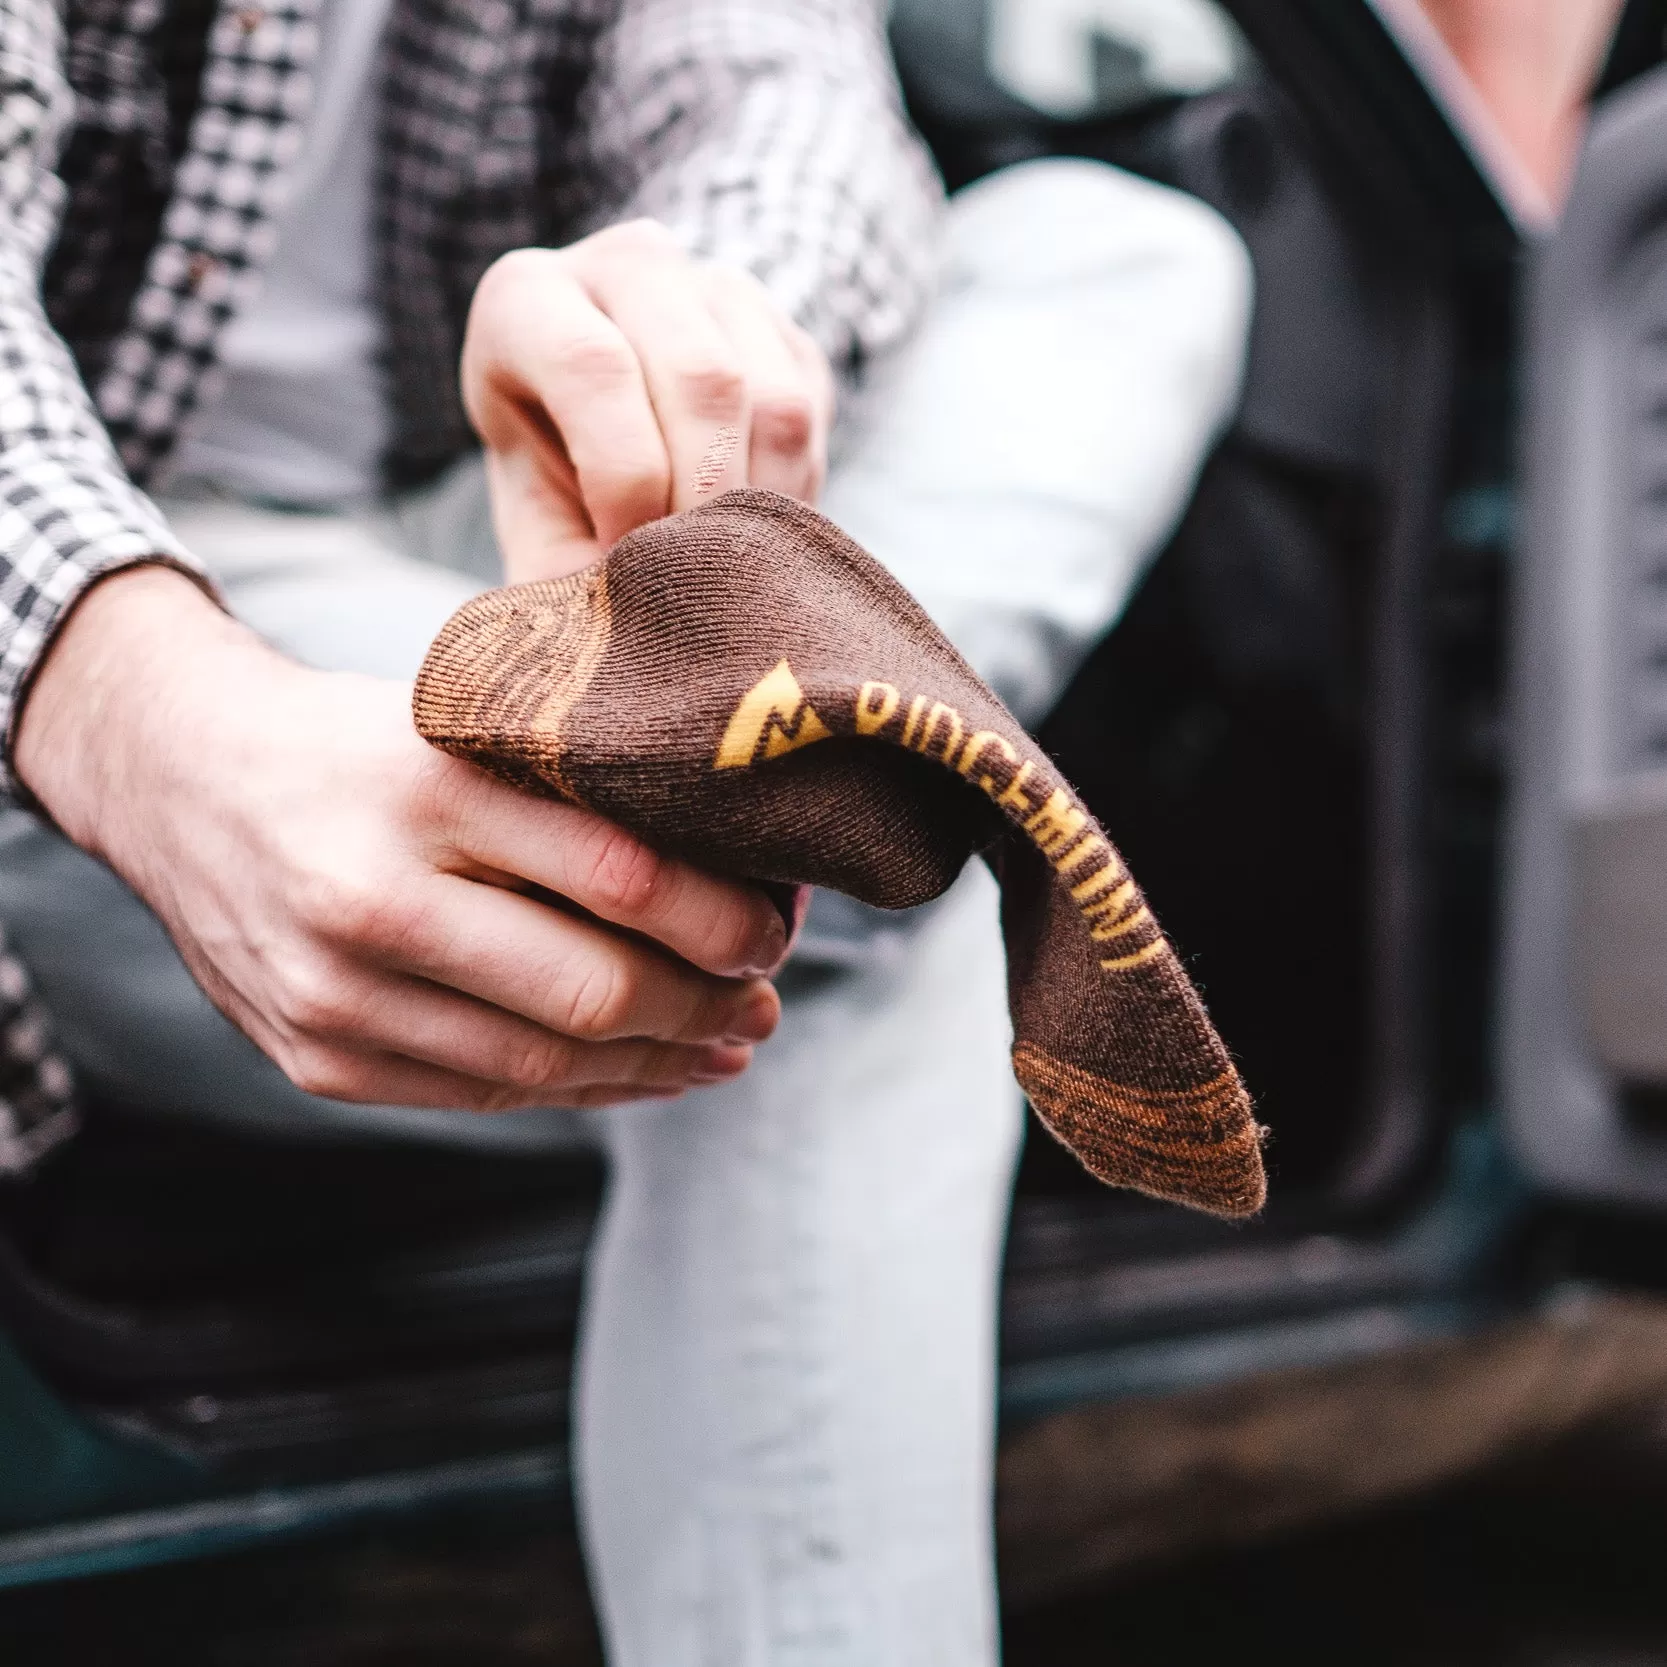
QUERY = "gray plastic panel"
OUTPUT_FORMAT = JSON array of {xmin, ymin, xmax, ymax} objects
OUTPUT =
[{"xmin": 1504, "ymin": 66, "xmax": 1667, "ymax": 1204}]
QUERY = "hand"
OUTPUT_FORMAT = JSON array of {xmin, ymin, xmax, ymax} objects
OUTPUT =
[
  {"xmin": 15, "ymin": 568, "xmax": 786, "ymax": 1112},
  {"xmin": 461, "ymin": 219, "xmax": 837, "ymax": 583}
]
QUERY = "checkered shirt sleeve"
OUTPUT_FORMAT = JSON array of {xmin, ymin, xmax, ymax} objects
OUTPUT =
[
  {"xmin": 0, "ymin": 1, "xmax": 200, "ymax": 793},
  {"xmin": 0, "ymin": 922, "xmax": 78, "ymax": 1177},
  {"xmin": 582, "ymin": 0, "xmax": 945, "ymax": 368}
]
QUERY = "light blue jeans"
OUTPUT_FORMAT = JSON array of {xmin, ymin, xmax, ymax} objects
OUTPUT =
[{"xmin": 0, "ymin": 160, "xmax": 1251, "ymax": 1664}]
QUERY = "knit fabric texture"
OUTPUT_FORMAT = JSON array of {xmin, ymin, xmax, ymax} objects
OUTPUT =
[{"xmin": 413, "ymin": 489, "xmax": 1265, "ymax": 1217}]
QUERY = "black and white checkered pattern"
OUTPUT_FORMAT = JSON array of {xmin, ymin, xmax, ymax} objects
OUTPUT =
[
  {"xmin": 0, "ymin": 0, "xmax": 942, "ymax": 786},
  {"xmin": 0, "ymin": 925, "xmax": 78, "ymax": 1177}
]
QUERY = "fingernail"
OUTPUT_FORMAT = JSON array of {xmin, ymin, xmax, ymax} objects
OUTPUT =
[
  {"xmin": 761, "ymin": 883, "xmax": 810, "ymax": 974},
  {"xmin": 694, "ymin": 1042, "xmax": 753, "ymax": 1081},
  {"xmin": 741, "ymin": 917, "xmax": 789, "ymax": 980},
  {"xmin": 724, "ymin": 986, "xmax": 778, "ymax": 1045}
]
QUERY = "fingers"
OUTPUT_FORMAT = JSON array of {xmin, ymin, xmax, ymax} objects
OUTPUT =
[
  {"xmin": 430, "ymin": 773, "xmax": 789, "ymax": 979},
  {"xmin": 462, "ymin": 222, "xmax": 838, "ymax": 578},
  {"xmin": 244, "ymin": 848, "xmax": 782, "ymax": 1110},
  {"xmin": 702, "ymin": 267, "xmax": 834, "ymax": 503},
  {"xmin": 265, "ymin": 1041, "xmax": 707, "ymax": 1115},
  {"xmin": 332, "ymin": 860, "xmax": 781, "ymax": 1048},
  {"xmin": 481, "ymin": 439, "xmax": 598, "ymax": 583},
  {"xmin": 462, "ymin": 251, "xmax": 672, "ymax": 563},
  {"xmin": 575, "ymin": 228, "xmax": 753, "ymax": 514},
  {"xmin": 270, "ymin": 967, "xmax": 757, "ymax": 1106}
]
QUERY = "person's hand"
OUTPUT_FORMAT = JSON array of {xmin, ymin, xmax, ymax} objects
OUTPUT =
[
  {"xmin": 461, "ymin": 219, "xmax": 837, "ymax": 583},
  {"xmin": 15, "ymin": 567, "xmax": 786, "ymax": 1111}
]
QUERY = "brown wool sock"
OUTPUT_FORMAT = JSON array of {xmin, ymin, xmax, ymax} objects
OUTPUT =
[{"xmin": 413, "ymin": 489, "xmax": 1266, "ymax": 1218}]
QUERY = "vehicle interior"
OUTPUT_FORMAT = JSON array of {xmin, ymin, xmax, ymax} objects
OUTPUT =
[{"xmin": 0, "ymin": 0, "xmax": 1662, "ymax": 1499}]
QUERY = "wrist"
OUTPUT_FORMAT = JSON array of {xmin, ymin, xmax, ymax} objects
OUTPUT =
[{"xmin": 13, "ymin": 564, "xmax": 271, "ymax": 860}]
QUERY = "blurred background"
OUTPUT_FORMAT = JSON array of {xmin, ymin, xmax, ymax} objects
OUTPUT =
[
  {"xmin": 15, "ymin": 0, "xmax": 1667, "ymax": 1657},
  {"xmin": 9, "ymin": 1409, "xmax": 1667, "ymax": 1662}
]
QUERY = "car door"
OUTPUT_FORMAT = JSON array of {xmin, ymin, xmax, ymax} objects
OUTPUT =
[{"xmin": 1504, "ymin": 57, "xmax": 1667, "ymax": 1214}]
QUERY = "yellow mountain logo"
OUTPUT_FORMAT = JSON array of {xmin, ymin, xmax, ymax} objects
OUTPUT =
[{"xmin": 714, "ymin": 659, "xmax": 833, "ymax": 769}]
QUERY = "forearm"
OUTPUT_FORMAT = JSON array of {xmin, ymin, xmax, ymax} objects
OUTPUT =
[
  {"xmin": 0, "ymin": 0, "xmax": 206, "ymax": 792},
  {"xmin": 14, "ymin": 566, "xmax": 261, "ymax": 856},
  {"xmin": 0, "ymin": 290, "xmax": 214, "ymax": 796}
]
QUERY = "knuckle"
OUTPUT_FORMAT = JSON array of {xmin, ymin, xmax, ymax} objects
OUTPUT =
[
  {"xmin": 673, "ymin": 359, "xmax": 745, "ymax": 419},
  {"xmin": 311, "ymin": 876, "xmax": 434, "ymax": 967},
  {"xmin": 482, "ymin": 245, "xmax": 541, "ymax": 287},
  {"xmin": 470, "ymin": 248, "xmax": 554, "ymax": 324},
  {"xmin": 293, "ymin": 868, "xmax": 374, "ymax": 935},
  {"xmin": 285, "ymin": 1044, "xmax": 367, "ymax": 1103},
  {"xmin": 328, "ymin": 885, "xmax": 405, "ymax": 953},
  {"xmin": 559, "ymin": 957, "xmax": 638, "ymax": 1040},
  {"xmin": 580, "ymin": 821, "xmax": 667, "ymax": 918},
  {"xmin": 469, "ymin": 1081, "xmax": 537, "ymax": 1115},
  {"xmin": 550, "ymin": 329, "xmax": 638, "ymax": 389},
  {"xmin": 408, "ymin": 749, "xmax": 488, "ymax": 843},
  {"xmin": 271, "ymin": 955, "xmax": 357, "ymax": 1039},
  {"xmin": 503, "ymin": 1033, "xmax": 578, "ymax": 1091},
  {"xmin": 750, "ymin": 391, "xmax": 816, "ymax": 456}
]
